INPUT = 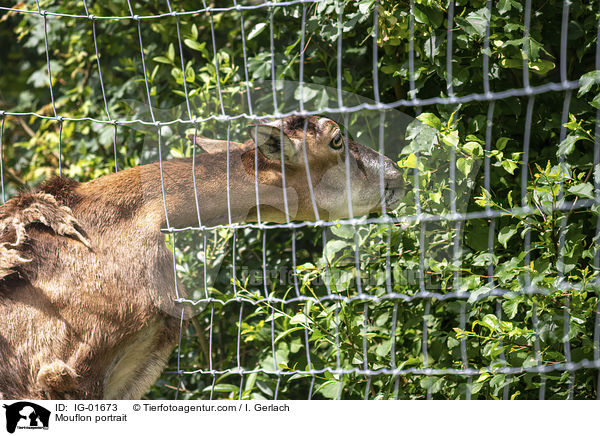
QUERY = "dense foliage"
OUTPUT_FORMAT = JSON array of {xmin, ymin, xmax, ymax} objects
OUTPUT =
[{"xmin": 1, "ymin": 0, "xmax": 599, "ymax": 399}]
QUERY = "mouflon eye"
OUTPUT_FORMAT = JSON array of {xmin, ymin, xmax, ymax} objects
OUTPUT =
[{"xmin": 330, "ymin": 132, "xmax": 344, "ymax": 150}]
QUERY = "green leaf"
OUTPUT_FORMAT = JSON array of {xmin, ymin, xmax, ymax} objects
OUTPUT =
[
  {"xmin": 528, "ymin": 59, "xmax": 555, "ymax": 75},
  {"xmin": 476, "ymin": 373, "xmax": 491, "ymax": 383},
  {"xmin": 565, "ymin": 114, "xmax": 579, "ymax": 131},
  {"xmin": 502, "ymin": 298, "xmax": 521, "ymax": 319},
  {"xmin": 457, "ymin": 157, "xmax": 473, "ymax": 175},
  {"xmin": 472, "ymin": 252, "xmax": 498, "ymax": 267},
  {"xmin": 248, "ymin": 22, "xmax": 267, "ymax": 40},
  {"xmin": 294, "ymin": 84, "xmax": 319, "ymax": 103},
  {"xmin": 203, "ymin": 384, "xmax": 239, "ymax": 393},
  {"xmin": 325, "ymin": 240, "xmax": 349, "ymax": 263},
  {"xmin": 497, "ymin": 0, "xmax": 511, "ymax": 14},
  {"xmin": 456, "ymin": 8, "xmax": 490, "ymax": 38},
  {"xmin": 316, "ymin": 380, "xmax": 342, "ymax": 399},
  {"xmin": 498, "ymin": 226, "xmax": 517, "ymax": 248},
  {"xmin": 185, "ymin": 65, "xmax": 196, "ymax": 83},
  {"xmin": 416, "ymin": 113, "xmax": 442, "ymax": 131},
  {"xmin": 404, "ymin": 120, "xmax": 438, "ymax": 154},
  {"xmin": 330, "ymin": 225, "xmax": 355, "ymax": 239},
  {"xmin": 153, "ymin": 56, "xmax": 173, "ymax": 65},
  {"xmin": 429, "ymin": 190, "xmax": 442, "ymax": 203},
  {"xmin": 413, "ymin": 4, "xmax": 430, "ymax": 26},
  {"xmin": 396, "ymin": 357, "xmax": 421, "ymax": 370},
  {"xmin": 399, "ymin": 153, "xmax": 417, "ymax": 168},
  {"xmin": 490, "ymin": 374, "xmax": 506, "ymax": 394},
  {"xmin": 558, "ymin": 134, "xmax": 587, "ymax": 156},
  {"xmin": 568, "ymin": 182, "xmax": 594, "ymax": 199},
  {"xmin": 496, "ymin": 137, "xmax": 510, "ymax": 151},
  {"xmin": 375, "ymin": 340, "xmax": 392, "ymax": 357},
  {"xmin": 447, "ymin": 336, "xmax": 459, "ymax": 349},
  {"xmin": 501, "ymin": 159, "xmax": 518, "ymax": 174},
  {"xmin": 170, "ymin": 67, "xmax": 183, "ymax": 82},
  {"xmin": 578, "ymin": 70, "xmax": 600, "ymax": 97},
  {"xmin": 422, "ymin": 4, "xmax": 442, "ymax": 28},
  {"xmin": 184, "ymin": 39, "xmax": 206, "ymax": 51},
  {"xmin": 357, "ymin": 0, "xmax": 373, "ymax": 15},
  {"xmin": 274, "ymin": 327, "xmax": 305, "ymax": 344},
  {"xmin": 442, "ymin": 130, "xmax": 459, "ymax": 147},
  {"xmin": 509, "ymin": 0, "xmax": 523, "ymax": 12},
  {"xmin": 500, "ymin": 58, "xmax": 554, "ymax": 75},
  {"xmin": 476, "ymin": 314, "xmax": 500, "ymax": 332},
  {"xmin": 468, "ymin": 285, "xmax": 493, "ymax": 304},
  {"xmin": 591, "ymin": 93, "xmax": 600, "ymax": 109},
  {"xmin": 343, "ymin": 70, "xmax": 352, "ymax": 85},
  {"xmin": 289, "ymin": 313, "xmax": 313, "ymax": 325},
  {"xmin": 463, "ymin": 141, "xmax": 483, "ymax": 157},
  {"xmin": 167, "ymin": 43, "xmax": 175, "ymax": 62}
]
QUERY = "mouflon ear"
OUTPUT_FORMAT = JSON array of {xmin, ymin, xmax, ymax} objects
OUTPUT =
[
  {"xmin": 246, "ymin": 120, "xmax": 298, "ymax": 162},
  {"xmin": 186, "ymin": 134, "xmax": 245, "ymax": 154}
]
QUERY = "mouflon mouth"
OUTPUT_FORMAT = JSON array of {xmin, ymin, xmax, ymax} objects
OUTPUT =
[
  {"xmin": 384, "ymin": 187, "xmax": 402, "ymax": 211},
  {"xmin": 369, "ymin": 186, "xmax": 402, "ymax": 214},
  {"xmin": 382, "ymin": 175, "xmax": 403, "ymax": 211}
]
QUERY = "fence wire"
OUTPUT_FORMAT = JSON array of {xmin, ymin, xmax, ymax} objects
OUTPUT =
[{"xmin": 1, "ymin": 0, "xmax": 599, "ymax": 400}]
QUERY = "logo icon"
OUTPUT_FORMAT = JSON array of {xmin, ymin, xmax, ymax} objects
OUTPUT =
[{"xmin": 2, "ymin": 402, "xmax": 50, "ymax": 434}]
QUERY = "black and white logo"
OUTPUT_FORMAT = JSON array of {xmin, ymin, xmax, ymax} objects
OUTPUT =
[{"xmin": 2, "ymin": 402, "xmax": 50, "ymax": 434}]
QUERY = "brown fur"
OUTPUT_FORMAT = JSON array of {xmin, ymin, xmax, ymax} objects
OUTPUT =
[{"xmin": 0, "ymin": 116, "xmax": 403, "ymax": 399}]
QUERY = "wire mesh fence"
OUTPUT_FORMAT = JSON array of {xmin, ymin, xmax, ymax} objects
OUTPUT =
[{"xmin": 1, "ymin": 0, "xmax": 600, "ymax": 399}]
